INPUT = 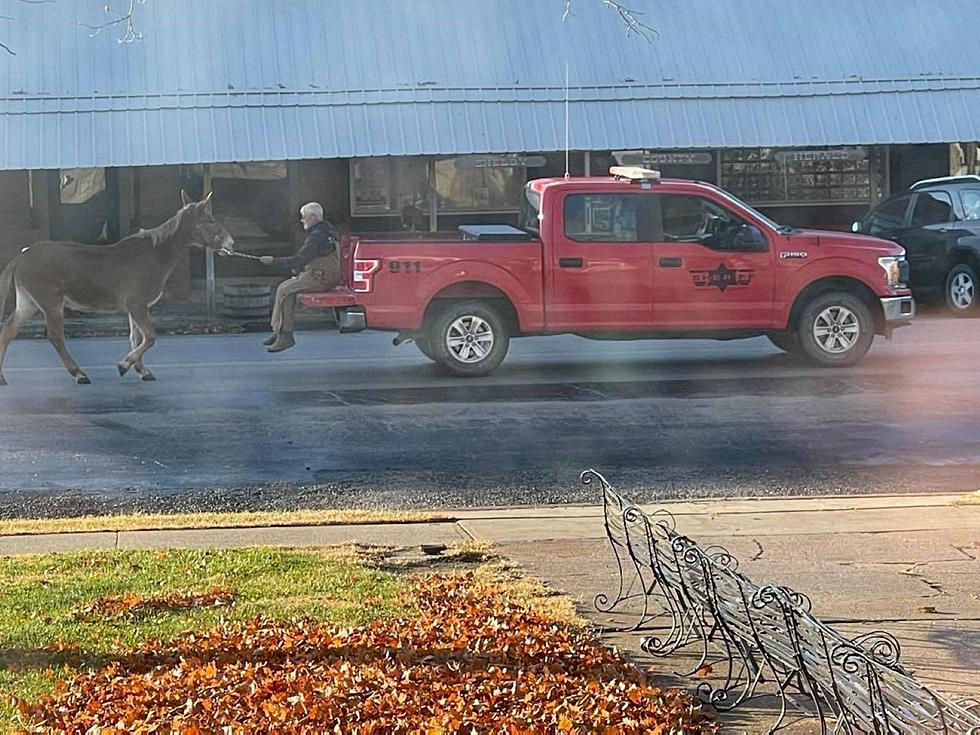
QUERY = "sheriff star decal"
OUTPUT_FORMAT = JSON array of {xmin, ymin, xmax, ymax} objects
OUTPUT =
[{"xmin": 690, "ymin": 263, "xmax": 754, "ymax": 292}]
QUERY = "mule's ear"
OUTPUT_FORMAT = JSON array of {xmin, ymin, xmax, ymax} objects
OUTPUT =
[
  {"xmin": 202, "ymin": 190, "xmax": 213, "ymax": 212},
  {"xmin": 180, "ymin": 189, "xmax": 192, "ymax": 206}
]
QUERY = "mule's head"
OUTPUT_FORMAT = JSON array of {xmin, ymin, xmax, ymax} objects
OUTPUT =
[{"xmin": 180, "ymin": 190, "xmax": 235, "ymax": 253}]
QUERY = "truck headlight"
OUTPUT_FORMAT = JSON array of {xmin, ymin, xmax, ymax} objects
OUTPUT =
[{"xmin": 878, "ymin": 256, "xmax": 906, "ymax": 288}]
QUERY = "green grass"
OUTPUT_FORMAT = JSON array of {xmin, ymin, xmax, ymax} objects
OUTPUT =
[{"xmin": 0, "ymin": 548, "xmax": 406, "ymax": 731}]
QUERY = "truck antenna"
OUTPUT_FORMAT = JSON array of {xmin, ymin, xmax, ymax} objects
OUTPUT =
[{"xmin": 564, "ymin": 61, "xmax": 570, "ymax": 179}]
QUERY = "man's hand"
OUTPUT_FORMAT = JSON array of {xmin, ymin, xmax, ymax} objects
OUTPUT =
[{"xmin": 259, "ymin": 256, "xmax": 275, "ymax": 265}]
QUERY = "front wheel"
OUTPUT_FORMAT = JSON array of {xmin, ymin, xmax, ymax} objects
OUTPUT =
[
  {"xmin": 428, "ymin": 301, "xmax": 510, "ymax": 377},
  {"xmin": 945, "ymin": 263, "xmax": 977, "ymax": 314},
  {"xmin": 797, "ymin": 291, "xmax": 874, "ymax": 367}
]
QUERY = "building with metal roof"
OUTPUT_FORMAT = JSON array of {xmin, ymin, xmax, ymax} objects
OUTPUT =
[
  {"xmin": 1, "ymin": 0, "xmax": 978, "ymax": 168},
  {"xmin": 0, "ymin": 0, "xmax": 978, "ymax": 289}
]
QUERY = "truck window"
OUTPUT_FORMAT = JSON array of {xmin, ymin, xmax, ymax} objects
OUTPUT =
[
  {"xmin": 563, "ymin": 194, "xmax": 648, "ymax": 242},
  {"xmin": 518, "ymin": 187, "xmax": 541, "ymax": 234},
  {"xmin": 911, "ymin": 191, "xmax": 954, "ymax": 227},
  {"xmin": 659, "ymin": 194, "xmax": 754, "ymax": 251},
  {"xmin": 867, "ymin": 194, "xmax": 912, "ymax": 234}
]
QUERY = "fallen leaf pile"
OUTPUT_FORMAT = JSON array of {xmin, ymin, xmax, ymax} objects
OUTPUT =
[
  {"xmin": 72, "ymin": 589, "xmax": 237, "ymax": 621},
  {"xmin": 19, "ymin": 575, "xmax": 715, "ymax": 734}
]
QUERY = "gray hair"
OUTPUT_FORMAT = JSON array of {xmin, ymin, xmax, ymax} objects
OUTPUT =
[{"xmin": 300, "ymin": 202, "xmax": 324, "ymax": 221}]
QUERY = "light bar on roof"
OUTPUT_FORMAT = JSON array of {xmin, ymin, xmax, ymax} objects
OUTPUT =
[{"xmin": 609, "ymin": 166, "xmax": 661, "ymax": 183}]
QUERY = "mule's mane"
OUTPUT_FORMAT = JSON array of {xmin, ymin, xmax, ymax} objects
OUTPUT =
[{"xmin": 122, "ymin": 203, "xmax": 192, "ymax": 248}]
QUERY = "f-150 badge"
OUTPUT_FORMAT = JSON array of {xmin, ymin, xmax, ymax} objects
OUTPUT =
[{"xmin": 690, "ymin": 263, "xmax": 754, "ymax": 292}]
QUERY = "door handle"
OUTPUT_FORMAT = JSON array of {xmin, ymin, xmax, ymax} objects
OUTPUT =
[
  {"xmin": 659, "ymin": 257, "xmax": 683, "ymax": 268},
  {"xmin": 559, "ymin": 257, "xmax": 583, "ymax": 268}
]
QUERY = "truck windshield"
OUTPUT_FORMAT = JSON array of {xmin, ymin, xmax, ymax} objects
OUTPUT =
[
  {"xmin": 518, "ymin": 187, "xmax": 541, "ymax": 235},
  {"xmin": 713, "ymin": 188, "xmax": 783, "ymax": 231}
]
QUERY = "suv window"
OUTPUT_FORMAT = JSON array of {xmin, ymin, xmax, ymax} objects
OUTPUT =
[
  {"xmin": 563, "ymin": 194, "xmax": 647, "ymax": 242},
  {"xmin": 659, "ymin": 194, "xmax": 758, "ymax": 251},
  {"xmin": 960, "ymin": 189, "xmax": 980, "ymax": 221},
  {"xmin": 867, "ymin": 194, "xmax": 911, "ymax": 234},
  {"xmin": 911, "ymin": 191, "xmax": 954, "ymax": 227}
]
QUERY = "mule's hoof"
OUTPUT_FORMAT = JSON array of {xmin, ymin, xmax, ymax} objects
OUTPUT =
[
  {"xmin": 75, "ymin": 374, "xmax": 91, "ymax": 385},
  {"xmin": 117, "ymin": 363, "xmax": 130, "ymax": 377},
  {"xmin": 141, "ymin": 372, "xmax": 157, "ymax": 382},
  {"xmin": 0, "ymin": 375, "xmax": 7, "ymax": 387}
]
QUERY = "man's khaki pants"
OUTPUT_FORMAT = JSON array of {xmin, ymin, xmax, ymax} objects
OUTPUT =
[{"xmin": 270, "ymin": 255, "xmax": 341, "ymax": 334}]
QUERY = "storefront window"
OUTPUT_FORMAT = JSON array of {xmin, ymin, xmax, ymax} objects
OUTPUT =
[
  {"xmin": 433, "ymin": 156, "xmax": 529, "ymax": 212},
  {"xmin": 350, "ymin": 157, "xmax": 429, "ymax": 215},
  {"xmin": 720, "ymin": 147, "xmax": 885, "ymax": 205},
  {"xmin": 209, "ymin": 161, "xmax": 290, "ymax": 243},
  {"xmin": 950, "ymin": 143, "xmax": 980, "ymax": 175}
]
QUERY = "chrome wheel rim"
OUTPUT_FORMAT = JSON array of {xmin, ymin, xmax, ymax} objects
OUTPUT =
[
  {"xmin": 813, "ymin": 306, "xmax": 860, "ymax": 354},
  {"xmin": 949, "ymin": 272, "xmax": 975, "ymax": 310},
  {"xmin": 446, "ymin": 315, "xmax": 494, "ymax": 364}
]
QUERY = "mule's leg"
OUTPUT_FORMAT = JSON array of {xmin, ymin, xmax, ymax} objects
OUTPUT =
[
  {"xmin": 0, "ymin": 295, "xmax": 39, "ymax": 386},
  {"xmin": 119, "ymin": 304, "xmax": 156, "ymax": 378},
  {"xmin": 127, "ymin": 315, "xmax": 155, "ymax": 381},
  {"xmin": 38, "ymin": 305, "xmax": 90, "ymax": 384}
]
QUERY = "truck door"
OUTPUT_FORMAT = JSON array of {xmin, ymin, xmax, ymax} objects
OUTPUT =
[
  {"xmin": 545, "ymin": 192, "xmax": 654, "ymax": 330},
  {"xmin": 649, "ymin": 194, "xmax": 774, "ymax": 328}
]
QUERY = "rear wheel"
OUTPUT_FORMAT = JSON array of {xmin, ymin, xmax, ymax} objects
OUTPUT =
[
  {"xmin": 414, "ymin": 334, "xmax": 437, "ymax": 362},
  {"xmin": 428, "ymin": 300, "xmax": 510, "ymax": 377},
  {"xmin": 797, "ymin": 291, "xmax": 874, "ymax": 367},
  {"xmin": 944, "ymin": 263, "xmax": 977, "ymax": 314},
  {"xmin": 767, "ymin": 332, "xmax": 803, "ymax": 355}
]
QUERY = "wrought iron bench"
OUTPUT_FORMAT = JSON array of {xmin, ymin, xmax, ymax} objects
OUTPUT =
[{"xmin": 585, "ymin": 469, "xmax": 980, "ymax": 735}]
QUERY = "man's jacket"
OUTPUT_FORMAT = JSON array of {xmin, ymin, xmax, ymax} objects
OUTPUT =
[{"xmin": 273, "ymin": 221, "xmax": 339, "ymax": 272}]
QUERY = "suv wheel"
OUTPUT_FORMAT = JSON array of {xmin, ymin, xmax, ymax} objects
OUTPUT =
[
  {"xmin": 945, "ymin": 263, "xmax": 977, "ymax": 314},
  {"xmin": 428, "ymin": 300, "xmax": 510, "ymax": 377},
  {"xmin": 797, "ymin": 291, "xmax": 874, "ymax": 367}
]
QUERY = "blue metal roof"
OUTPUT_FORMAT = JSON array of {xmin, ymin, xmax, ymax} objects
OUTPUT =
[{"xmin": 1, "ymin": 0, "xmax": 979, "ymax": 170}]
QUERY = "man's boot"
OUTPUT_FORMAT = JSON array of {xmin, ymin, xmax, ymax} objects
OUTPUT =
[
  {"xmin": 262, "ymin": 332, "xmax": 278, "ymax": 346},
  {"xmin": 267, "ymin": 332, "xmax": 295, "ymax": 353}
]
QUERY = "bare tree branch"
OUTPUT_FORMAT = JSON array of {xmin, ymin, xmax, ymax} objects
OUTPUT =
[
  {"xmin": 2, "ymin": 0, "xmax": 55, "ymax": 55},
  {"xmin": 80, "ymin": 0, "xmax": 146, "ymax": 43},
  {"xmin": 564, "ymin": 0, "xmax": 657, "ymax": 41}
]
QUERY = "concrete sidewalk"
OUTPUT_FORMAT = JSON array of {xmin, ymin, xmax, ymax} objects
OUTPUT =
[{"xmin": 2, "ymin": 492, "xmax": 978, "ymax": 731}]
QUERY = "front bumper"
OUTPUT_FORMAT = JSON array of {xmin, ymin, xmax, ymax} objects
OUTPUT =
[{"xmin": 880, "ymin": 295, "xmax": 915, "ymax": 323}]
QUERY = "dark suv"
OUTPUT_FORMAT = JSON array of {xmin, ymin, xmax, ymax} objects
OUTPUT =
[{"xmin": 853, "ymin": 175, "xmax": 980, "ymax": 313}]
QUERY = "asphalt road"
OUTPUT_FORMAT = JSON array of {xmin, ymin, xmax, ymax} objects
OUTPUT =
[{"xmin": 0, "ymin": 315, "xmax": 977, "ymax": 516}]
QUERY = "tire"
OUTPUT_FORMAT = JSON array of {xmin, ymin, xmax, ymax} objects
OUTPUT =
[
  {"xmin": 944, "ymin": 263, "xmax": 977, "ymax": 315},
  {"xmin": 414, "ymin": 334, "xmax": 437, "ymax": 362},
  {"xmin": 797, "ymin": 291, "xmax": 874, "ymax": 367},
  {"xmin": 428, "ymin": 300, "xmax": 510, "ymax": 377},
  {"xmin": 767, "ymin": 332, "xmax": 803, "ymax": 355}
]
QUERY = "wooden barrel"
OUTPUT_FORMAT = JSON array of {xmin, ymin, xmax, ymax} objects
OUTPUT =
[{"xmin": 221, "ymin": 283, "xmax": 272, "ymax": 320}]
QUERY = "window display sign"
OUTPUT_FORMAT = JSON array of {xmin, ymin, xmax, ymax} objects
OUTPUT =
[
  {"xmin": 454, "ymin": 155, "xmax": 546, "ymax": 170},
  {"xmin": 774, "ymin": 148, "xmax": 866, "ymax": 164},
  {"xmin": 618, "ymin": 152, "xmax": 712, "ymax": 166}
]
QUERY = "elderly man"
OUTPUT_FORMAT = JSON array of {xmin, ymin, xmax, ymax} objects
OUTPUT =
[{"xmin": 259, "ymin": 202, "xmax": 340, "ymax": 353}]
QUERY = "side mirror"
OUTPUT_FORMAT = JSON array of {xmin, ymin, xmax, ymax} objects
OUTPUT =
[
  {"xmin": 733, "ymin": 224, "xmax": 767, "ymax": 251},
  {"xmin": 851, "ymin": 220, "xmax": 863, "ymax": 233}
]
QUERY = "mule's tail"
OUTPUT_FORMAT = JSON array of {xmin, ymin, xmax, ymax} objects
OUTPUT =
[{"xmin": 0, "ymin": 257, "xmax": 16, "ymax": 321}]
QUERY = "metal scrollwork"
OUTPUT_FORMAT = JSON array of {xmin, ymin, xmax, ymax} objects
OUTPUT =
[
  {"xmin": 587, "ymin": 469, "xmax": 980, "ymax": 735},
  {"xmin": 849, "ymin": 631, "xmax": 906, "ymax": 672}
]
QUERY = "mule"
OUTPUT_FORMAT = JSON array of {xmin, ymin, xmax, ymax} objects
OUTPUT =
[{"xmin": 0, "ymin": 191, "xmax": 234, "ymax": 385}]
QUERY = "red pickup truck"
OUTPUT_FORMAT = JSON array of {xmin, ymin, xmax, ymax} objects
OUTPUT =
[{"xmin": 300, "ymin": 167, "xmax": 915, "ymax": 376}]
